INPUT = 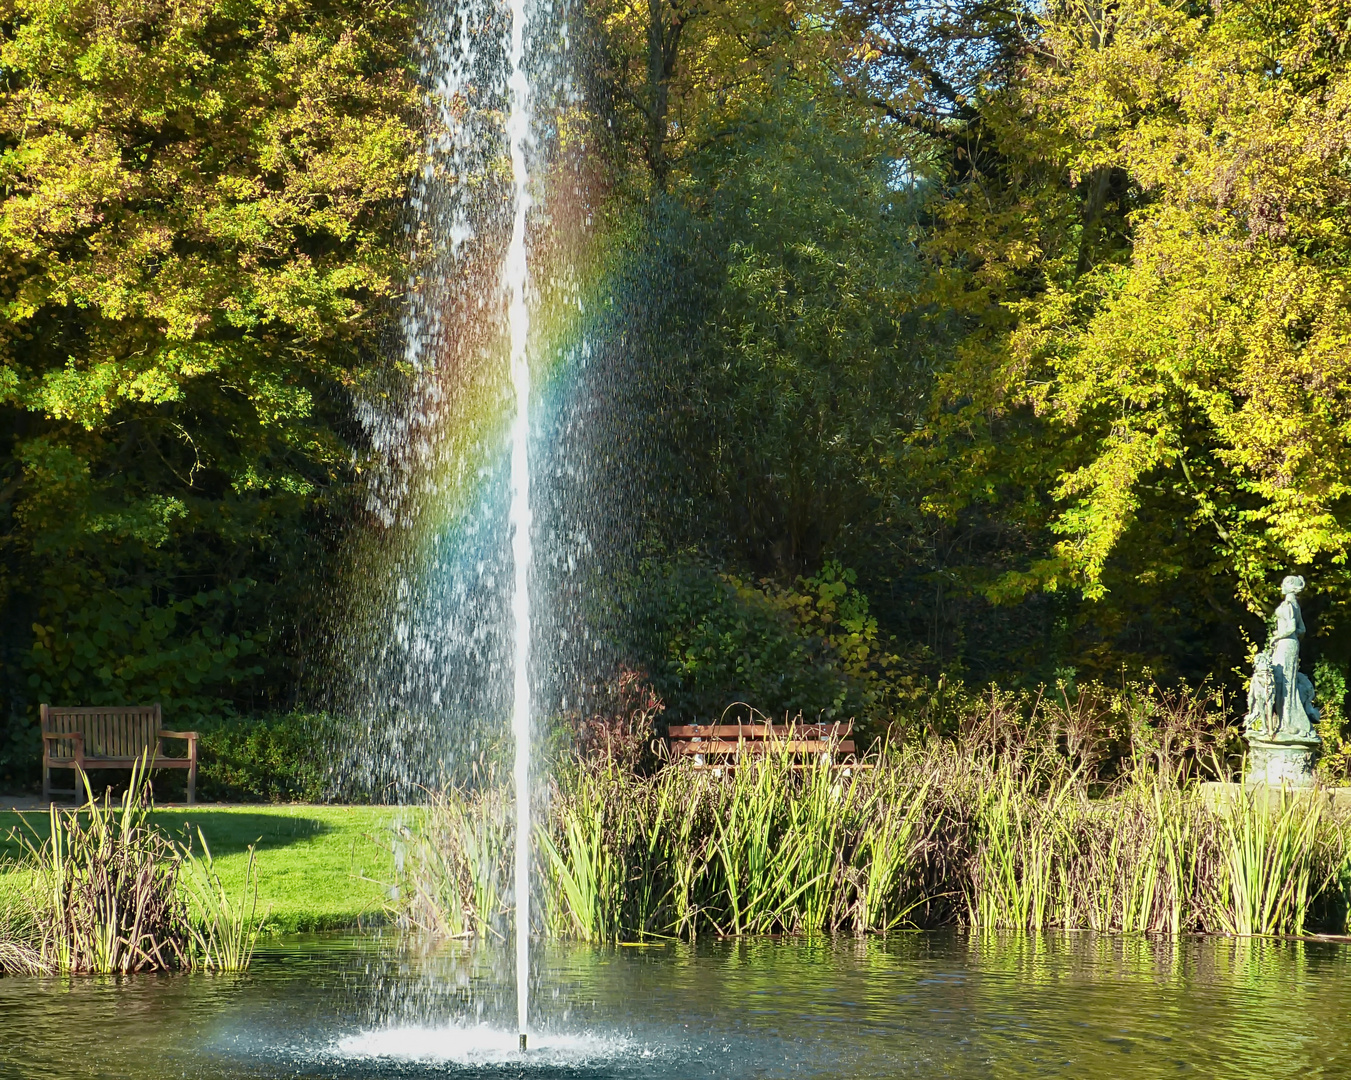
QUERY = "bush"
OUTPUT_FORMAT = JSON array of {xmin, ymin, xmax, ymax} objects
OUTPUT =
[
  {"xmin": 196, "ymin": 713, "xmax": 336, "ymax": 803},
  {"xmin": 0, "ymin": 710, "xmax": 41, "ymax": 791},
  {"xmin": 636, "ymin": 558, "xmax": 921, "ymax": 732}
]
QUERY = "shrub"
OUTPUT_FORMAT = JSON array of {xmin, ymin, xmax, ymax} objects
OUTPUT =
[
  {"xmin": 0, "ymin": 709, "xmax": 41, "ymax": 791},
  {"xmin": 195, "ymin": 712, "xmax": 336, "ymax": 803},
  {"xmin": 1316, "ymin": 660, "xmax": 1350, "ymax": 783},
  {"xmin": 636, "ymin": 558, "xmax": 921, "ymax": 733}
]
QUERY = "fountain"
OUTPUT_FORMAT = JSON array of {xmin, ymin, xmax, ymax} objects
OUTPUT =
[
  {"xmin": 319, "ymin": 0, "xmax": 601, "ymax": 1050},
  {"xmin": 315, "ymin": 0, "xmax": 675, "ymax": 1044}
]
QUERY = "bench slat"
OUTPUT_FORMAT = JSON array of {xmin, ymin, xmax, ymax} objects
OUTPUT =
[
  {"xmin": 667, "ymin": 724, "xmax": 852, "ymax": 738},
  {"xmin": 39, "ymin": 706, "xmax": 160, "ymax": 714},
  {"xmin": 46, "ymin": 706, "xmax": 159, "ymax": 759},
  {"xmin": 46, "ymin": 757, "xmax": 194, "ymax": 768},
  {"xmin": 688, "ymin": 762, "xmax": 876, "ymax": 772},
  {"xmin": 664, "ymin": 719, "xmax": 860, "ymax": 769},
  {"xmin": 671, "ymin": 740, "xmax": 856, "ymax": 755}
]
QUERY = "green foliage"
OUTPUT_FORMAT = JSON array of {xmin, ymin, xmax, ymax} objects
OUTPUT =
[
  {"xmin": 0, "ymin": 0, "xmax": 420, "ymax": 721},
  {"xmin": 539, "ymin": 774, "xmax": 620, "ymax": 941},
  {"xmin": 1316, "ymin": 659, "xmax": 1350, "ymax": 782},
  {"xmin": 919, "ymin": 0, "xmax": 1351, "ymax": 617},
  {"xmin": 0, "ymin": 709, "xmax": 41, "ymax": 789},
  {"xmin": 639, "ymin": 558, "xmax": 917, "ymax": 726},
  {"xmin": 603, "ymin": 8, "xmax": 1253, "ymax": 690},
  {"xmin": 644, "ymin": 82, "xmax": 934, "ymax": 579},
  {"xmin": 27, "ymin": 579, "xmax": 264, "ymax": 708},
  {"xmin": 195, "ymin": 712, "xmax": 336, "ymax": 803},
  {"xmin": 1214, "ymin": 789, "xmax": 1328, "ymax": 938},
  {"xmin": 3, "ymin": 0, "xmax": 1347, "ymax": 738},
  {"xmin": 646, "ymin": 559, "xmax": 849, "ymax": 721}
]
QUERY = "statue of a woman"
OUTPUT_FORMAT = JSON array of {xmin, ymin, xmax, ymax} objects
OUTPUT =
[
  {"xmin": 1270, "ymin": 575, "xmax": 1310, "ymax": 737},
  {"xmin": 1245, "ymin": 575, "xmax": 1320, "ymax": 786}
]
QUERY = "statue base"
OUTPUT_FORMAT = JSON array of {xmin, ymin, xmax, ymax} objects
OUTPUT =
[{"xmin": 1244, "ymin": 734, "xmax": 1321, "ymax": 789}]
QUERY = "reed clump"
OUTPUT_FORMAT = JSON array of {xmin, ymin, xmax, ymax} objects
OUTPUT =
[
  {"xmin": 0, "ymin": 761, "xmax": 266, "ymax": 974},
  {"xmin": 383, "ymin": 781, "xmax": 514, "ymax": 938},
  {"xmin": 390, "ymin": 681, "xmax": 1351, "ymax": 941}
]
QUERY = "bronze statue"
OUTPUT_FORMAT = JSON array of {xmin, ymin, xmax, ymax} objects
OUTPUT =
[
  {"xmin": 1244, "ymin": 574, "xmax": 1321, "ymax": 786},
  {"xmin": 1244, "ymin": 652, "xmax": 1277, "ymax": 738},
  {"xmin": 1271, "ymin": 575, "xmax": 1310, "ymax": 737}
]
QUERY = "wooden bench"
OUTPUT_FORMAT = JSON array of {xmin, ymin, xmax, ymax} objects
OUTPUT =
[
  {"xmin": 41, "ymin": 704, "xmax": 199, "ymax": 804},
  {"xmin": 666, "ymin": 720, "xmax": 858, "ymax": 768}
]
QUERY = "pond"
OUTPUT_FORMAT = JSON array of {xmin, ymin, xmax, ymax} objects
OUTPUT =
[{"xmin": 2, "ymin": 932, "xmax": 1349, "ymax": 1079}]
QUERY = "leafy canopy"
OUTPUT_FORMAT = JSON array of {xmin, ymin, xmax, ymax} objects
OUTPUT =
[
  {"xmin": 927, "ymin": 0, "xmax": 1351, "ymax": 614},
  {"xmin": 0, "ymin": 0, "xmax": 419, "ymax": 717}
]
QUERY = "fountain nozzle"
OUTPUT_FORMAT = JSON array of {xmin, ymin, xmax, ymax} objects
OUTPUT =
[{"xmin": 520, "ymin": 1033, "xmax": 528, "ymax": 1052}]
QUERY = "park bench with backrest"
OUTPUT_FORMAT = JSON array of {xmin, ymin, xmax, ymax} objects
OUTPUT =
[
  {"xmin": 665, "ymin": 719, "xmax": 857, "ymax": 768},
  {"xmin": 41, "ymin": 704, "xmax": 199, "ymax": 804}
]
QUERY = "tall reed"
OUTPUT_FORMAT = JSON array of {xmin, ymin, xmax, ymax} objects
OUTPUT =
[
  {"xmin": 12, "ymin": 761, "xmax": 191, "ymax": 973},
  {"xmin": 180, "ymin": 830, "xmax": 266, "ymax": 971},
  {"xmin": 0, "ymin": 760, "xmax": 267, "ymax": 974},
  {"xmin": 382, "ymin": 783, "xmax": 514, "ymax": 938},
  {"xmin": 390, "ymin": 683, "xmax": 1351, "ymax": 941},
  {"xmin": 1211, "ymin": 788, "xmax": 1334, "ymax": 936}
]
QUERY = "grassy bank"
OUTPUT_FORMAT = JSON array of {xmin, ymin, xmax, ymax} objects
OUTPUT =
[{"xmin": 2, "ymin": 805, "xmax": 397, "ymax": 933}]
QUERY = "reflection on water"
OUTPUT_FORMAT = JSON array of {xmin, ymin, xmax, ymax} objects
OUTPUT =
[{"xmin": 2, "ymin": 932, "xmax": 1350, "ymax": 1079}]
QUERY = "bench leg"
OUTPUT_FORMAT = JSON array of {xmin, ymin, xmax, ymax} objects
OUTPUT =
[
  {"xmin": 187, "ymin": 759, "xmax": 196, "ymax": 805},
  {"xmin": 42, "ymin": 762, "xmax": 50, "ymax": 804}
]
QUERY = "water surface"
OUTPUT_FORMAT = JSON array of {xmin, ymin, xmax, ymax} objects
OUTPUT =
[{"xmin": 2, "ymin": 932, "xmax": 1347, "ymax": 1079}]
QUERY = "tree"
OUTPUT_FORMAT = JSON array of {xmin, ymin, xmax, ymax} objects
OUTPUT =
[
  {"xmin": 584, "ymin": 0, "xmax": 811, "ymax": 192},
  {"xmin": 0, "ymin": 0, "xmax": 419, "ymax": 726},
  {"xmin": 1007, "ymin": 0, "xmax": 1351, "ymax": 618}
]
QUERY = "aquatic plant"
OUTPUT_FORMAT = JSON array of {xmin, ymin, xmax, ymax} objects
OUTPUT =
[
  {"xmin": 0, "ymin": 760, "xmax": 268, "ymax": 974},
  {"xmin": 8, "ymin": 761, "xmax": 192, "ymax": 973},
  {"xmin": 390, "ymin": 686, "xmax": 1350, "ymax": 941},
  {"xmin": 180, "ymin": 830, "xmax": 265, "ymax": 971},
  {"xmin": 382, "ymin": 781, "xmax": 514, "ymax": 939}
]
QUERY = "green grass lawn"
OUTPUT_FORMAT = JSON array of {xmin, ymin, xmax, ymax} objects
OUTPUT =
[{"xmin": 0, "ymin": 805, "xmax": 401, "ymax": 932}]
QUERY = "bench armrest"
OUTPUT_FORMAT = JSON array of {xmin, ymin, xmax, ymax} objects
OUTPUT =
[
  {"xmin": 43, "ymin": 731, "xmax": 84, "ymax": 746},
  {"xmin": 156, "ymin": 730, "xmax": 198, "ymax": 768}
]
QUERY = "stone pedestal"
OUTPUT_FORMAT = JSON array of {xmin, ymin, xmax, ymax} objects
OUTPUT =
[
  {"xmin": 1200, "ymin": 780, "xmax": 1351, "ymax": 817},
  {"xmin": 1245, "ymin": 735, "xmax": 1321, "ymax": 789}
]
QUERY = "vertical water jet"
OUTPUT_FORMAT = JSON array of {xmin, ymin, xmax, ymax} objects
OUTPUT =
[{"xmin": 505, "ymin": 0, "xmax": 534, "ymax": 1048}]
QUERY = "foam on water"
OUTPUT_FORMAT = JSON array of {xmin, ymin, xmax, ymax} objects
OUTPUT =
[{"xmin": 335, "ymin": 1024, "xmax": 633, "ymax": 1065}]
